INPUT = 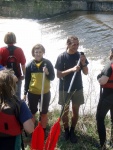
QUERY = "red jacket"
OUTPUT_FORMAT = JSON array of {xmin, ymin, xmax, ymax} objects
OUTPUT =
[
  {"xmin": 0, "ymin": 45, "xmax": 26, "ymax": 76},
  {"xmin": 0, "ymin": 111, "xmax": 22, "ymax": 136}
]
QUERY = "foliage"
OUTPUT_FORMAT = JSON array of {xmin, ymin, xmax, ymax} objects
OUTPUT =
[
  {"xmin": 2, "ymin": 0, "xmax": 72, "ymax": 1},
  {"xmin": 23, "ymin": 110, "xmax": 113, "ymax": 150}
]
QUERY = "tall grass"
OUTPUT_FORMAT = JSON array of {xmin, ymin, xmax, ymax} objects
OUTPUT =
[{"xmin": 24, "ymin": 110, "xmax": 112, "ymax": 150}]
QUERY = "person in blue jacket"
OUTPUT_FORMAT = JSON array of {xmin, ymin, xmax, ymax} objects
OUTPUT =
[{"xmin": 0, "ymin": 69, "xmax": 34, "ymax": 150}]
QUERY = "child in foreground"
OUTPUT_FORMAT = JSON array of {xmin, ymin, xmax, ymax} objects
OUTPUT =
[{"xmin": 0, "ymin": 69, "xmax": 34, "ymax": 150}]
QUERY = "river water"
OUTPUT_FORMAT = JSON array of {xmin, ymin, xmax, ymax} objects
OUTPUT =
[{"xmin": 0, "ymin": 11, "xmax": 113, "ymax": 114}]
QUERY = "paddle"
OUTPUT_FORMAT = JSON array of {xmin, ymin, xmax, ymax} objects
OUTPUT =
[
  {"xmin": 31, "ymin": 66, "xmax": 46, "ymax": 150},
  {"xmin": 45, "ymin": 58, "xmax": 81, "ymax": 150},
  {"xmin": 30, "ymin": 122, "xmax": 44, "ymax": 150}
]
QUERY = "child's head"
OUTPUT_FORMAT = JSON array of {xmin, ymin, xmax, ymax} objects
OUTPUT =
[
  {"xmin": 4, "ymin": 32, "xmax": 16, "ymax": 44},
  {"xmin": 66, "ymin": 36, "xmax": 79, "ymax": 51},
  {"xmin": 31, "ymin": 44, "xmax": 45, "ymax": 61},
  {"xmin": 0, "ymin": 69, "xmax": 16, "ymax": 100}
]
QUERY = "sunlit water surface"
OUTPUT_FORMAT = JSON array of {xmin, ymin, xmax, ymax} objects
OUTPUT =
[{"xmin": 0, "ymin": 11, "xmax": 113, "ymax": 114}]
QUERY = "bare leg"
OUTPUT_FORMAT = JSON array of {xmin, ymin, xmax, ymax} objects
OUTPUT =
[
  {"xmin": 61, "ymin": 104, "xmax": 70, "ymax": 141},
  {"xmin": 41, "ymin": 113, "xmax": 48, "ymax": 128},
  {"xmin": 40, "ymin": 113, "xmax": 48, "ymax": 139},
  {"xmin": 62, "ymin": 104, "xmax": 69, "ymax": 129},
  {"xmin": 69, "ymin": 103, "xmax": 80, "ymax": 143},
  {"xmin": 71, "ymin": 103, "xmax": 80, "ymax": 128}
]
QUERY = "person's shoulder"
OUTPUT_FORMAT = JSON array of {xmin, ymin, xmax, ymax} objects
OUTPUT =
[
  {"xmin": 61, "ymin": 51, "xmax": 66, "ymax": 56},
  {"xmin": 28, "ymin": 59, "xmax": 34, "ymax": 65},
  {"xmin": 102, "ymin": 62, "xmax": 111, "ymax": 71},
  {"xmin": 19, "ymin": 100, "xmax": 32, "ymax": 123},
  {"xmin": 26, "ymin": 60, "xmax": 34, "ymax": 68},
  {"xmin": 14, "ymin": 46, "xmax": 23, "ymax": 51},
  {"xmin": 106, "ymin": 61, "xmax": 111, "ymax": 67},
  {"xmin": 13, "ymin": 46, "xmax": 25, "ymax": 56},
  {"xmin": 108, "ymin": 62, "xmax": 113, "ymax": 69},
  {"xmin": 16, "ymin": 98, "xmax": 23, "ymax": 105},
  {"xmin": 19, "ymin": 100, "xmax": 28, "ymax": 110},
  {"xmin": 0, "ymin": 46, "xmax": 7, "ymax": 49},
  {"xmin": 19, "ymin": 100, "xmax": 26, "ymax": 106},
  {"xmin": 43, "ymin": 58, "xmax": 52, "ymax": 64},
  {"xmin": 57, "ymin": 52, "xmax": 66, "ymax": 58},
  {"xmin": 0, "ymin": 46, "xmax": 8, "ymax": 51}
]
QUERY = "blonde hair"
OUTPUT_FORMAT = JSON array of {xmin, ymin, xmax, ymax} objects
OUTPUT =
[
  {"xmin": 4, "ymin": 32, "xmax": 16, "ymax": 44},
  {"xmin": 31, "ymin": 44, "xmax": 45, "ymax": 57}
]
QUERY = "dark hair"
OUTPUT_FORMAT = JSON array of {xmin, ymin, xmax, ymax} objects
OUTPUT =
[
  {"xmin": 0, "ymin": 69, "xmax": 20, "ymax": 116},
  {"xmin": 66, "ymin": 36, "xmax": 79, "ymax": 50},
  {"xmin": 0, "ymin": 69, "xmax": 17, "ymax": 103},
  {"xmin": 4, "ymin": 32, "xmax": 16, "ymax": 44},
  {"xmin": 31, "ymin": 44, "xmax": 45, "ymax": 57},
  {"xmin": 67, "ymin": 36, "xmax": 78, "ymax": 45}
]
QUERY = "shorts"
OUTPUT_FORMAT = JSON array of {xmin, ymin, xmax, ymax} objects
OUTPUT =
[
  {"xmin": 28, "ymin": 91, "xmax": 50, "ymax": 114},
  {"xmin": 58, "ymin": 89, "xmax": 84, "ymax": 106}
]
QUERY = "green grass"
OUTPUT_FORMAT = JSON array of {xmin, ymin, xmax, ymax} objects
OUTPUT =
[{"xmin": 23, "ymin": 109, "xmax": 113, "ymax": 150}]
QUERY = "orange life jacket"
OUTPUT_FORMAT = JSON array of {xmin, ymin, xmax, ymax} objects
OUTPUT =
[
  {"xmin": 0, "ymin": 105, "xmax": 22, "ymax": 136},
  {"xmin": 102, "ymin": 63, "xmax": 113, "ymax": 89}
]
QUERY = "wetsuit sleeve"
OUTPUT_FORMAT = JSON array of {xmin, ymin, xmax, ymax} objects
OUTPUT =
[
  {"xmin": 19, "ymin": 101, "xmax": 32, "ymax": 124},
  {"xmin": 24, "ymin": 63, "xmax": 31, "ymax": 95},
  {"xmin": 100, "ymin": 63, "xmax": 112, "ymax": 77},
  {"xmin": 46, "ymin": 60, "xmax": 55, "ymax": 81}
]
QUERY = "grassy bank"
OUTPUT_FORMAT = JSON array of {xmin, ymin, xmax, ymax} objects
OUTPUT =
[{"xmin": 23, "ymin": 109, "xmax": 113, "ymax": 150}]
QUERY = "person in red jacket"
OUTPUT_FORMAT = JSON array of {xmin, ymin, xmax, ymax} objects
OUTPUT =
[
  {"xmin": 97, "ymin": 48, "xmax": 113, "ymax": 150},
  {"xmin": 0, "ymin": 32, "xmax": 26, "ymax": 100}
]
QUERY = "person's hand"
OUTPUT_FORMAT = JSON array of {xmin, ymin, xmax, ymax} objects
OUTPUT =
[
  {"xmin": 23, "ymin": 95, "xmax": 26, "ymax": 101},
  {"xmin": 80, "ymin": 54, "xmax": 86, "ymax": 66},
  {"xmin": 72, "ymin": 65, "xmax": 80, "ymax": 72},
  {"xmin": 19, "ymin": 75, "xmax": 25, "ymax": 80},
  {"xmin": 43, "ymin": 66, "xmax": 49, "ymax": 75}
]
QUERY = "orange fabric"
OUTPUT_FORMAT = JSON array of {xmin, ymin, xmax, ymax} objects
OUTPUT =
[
  {"xmin": 0, "ymin": 111, "xmax": 22, "ymax": 136},
  {"xmin": 31, "ymin": 122, "xmax": 44, "ymax": 150},
  {"xmin": 45, "ymin": 118, "xmax": 61, "ymax": 150}
]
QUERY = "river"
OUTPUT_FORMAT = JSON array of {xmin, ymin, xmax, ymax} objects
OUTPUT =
[{"xmin": 0, "ymin": 11, "xmax": 113, "ymax": 114}]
